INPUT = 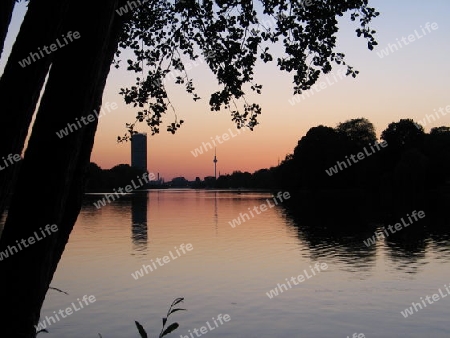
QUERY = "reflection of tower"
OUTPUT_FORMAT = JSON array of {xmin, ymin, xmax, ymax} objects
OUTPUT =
[
  {"xmin": 214, "ymin": 191, "xmax": 218, "ymax": 235},
  {"xmin": 131, "ymin": 193, "xmax": 148, "ymax": 251},
  {"xmin": 131, "ymin": 133, "xmax": 147, "ymax": 172},
  {"xmin": 213, "ymin": 148, "xmax": 218, "ymax": 180}
]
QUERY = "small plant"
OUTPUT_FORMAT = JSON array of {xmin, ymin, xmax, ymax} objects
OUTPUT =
[
  {"xmin": 40, "ymin": 296, "xmax": 186, "ymax": 337},
  {"xmin": 135, "ymin": 297, "xmax": 186, "ymax": 338}
]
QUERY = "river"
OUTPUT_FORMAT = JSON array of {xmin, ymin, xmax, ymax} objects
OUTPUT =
[{"xmin": 37, "ymin": 190, "xmax": 450, "ymax": 337}]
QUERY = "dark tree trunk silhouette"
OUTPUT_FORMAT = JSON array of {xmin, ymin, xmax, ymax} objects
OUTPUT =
[
  {"xmin": 0, "ymin": 0, "xmax": 125, "ymax": 336},
  {"xmin": 0, "ymin": 0, "xmax": 15, "ymax": 58},
  {"xmin": 0, "ymin": 0, "xmax": 70, "ymax": 216},
  {"xmin": 0, "ymin": 0, "xmax": 380, "ymax": 336},
  {"xmin": 48, "ymin": 1, "xmax": 127, "ymax": 283}
]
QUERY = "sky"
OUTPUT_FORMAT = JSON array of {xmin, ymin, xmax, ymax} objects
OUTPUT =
[{"xmin": 2, "ymin": 1, "xmax": 450, "ymax": 181}]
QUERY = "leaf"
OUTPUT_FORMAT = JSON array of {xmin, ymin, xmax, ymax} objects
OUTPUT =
[
  {"xmin": 162, "ymin": 317, "xmax": 167, "ymax": 326},
  {"xmin": 172, "ymin": 298, "xmax": 184, "ymax": 306},
  {"xmin": 169, "ymin": 308, "xmax": 186, "ymax": 315},
  {"xmin": 135, "ymin": 320, "xmax": 148, "ymax": 338},
  {"xmin": 160, "ymin": 323, "xmax": 179, "ymax": 337}
]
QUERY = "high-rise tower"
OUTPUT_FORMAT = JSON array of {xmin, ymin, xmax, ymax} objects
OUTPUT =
[
  {"xmin": 131, "ymin": 133, "xmax": 147, "ymax": 172},
  {"xmin": 213, "ymin": 148, "xmax": 218, "ymax": 180}
]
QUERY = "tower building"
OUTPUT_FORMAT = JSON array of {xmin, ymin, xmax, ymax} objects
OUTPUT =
[
  {"xmin": 213, "ymin": 148, "xmax": 218, "ymax": 180},
  {"xmin": 131, "ymin": 133, "xmax": 147, "ymax": 172}
]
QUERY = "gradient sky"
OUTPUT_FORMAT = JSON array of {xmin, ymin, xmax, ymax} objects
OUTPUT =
[{"xmin": 2, "ymin": 1, "xmax": 450, "ymax": 181}]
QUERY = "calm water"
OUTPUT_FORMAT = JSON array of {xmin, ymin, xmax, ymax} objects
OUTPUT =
[{"xmin": 34, "ymin": 190, "xmax": 450, "ymax": 337}]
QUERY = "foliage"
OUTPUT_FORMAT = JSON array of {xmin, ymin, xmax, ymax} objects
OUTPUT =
[
  {"xmin": 115, "ymin": 0, "xmax": 379, "ymax": 140},
  {"xmin": 292, "ymin": 125, "xmax": 346, "ymax": 189},
  {"xmin": 153, "ymin": 297, "xmax": 185, "ymax": 338},
  {"xmin": 336, "ymin": 117, "xmax": 376, "ymax": 148},
  {"xmin": 97, "ymin": 297, "xmax": 186, "ymax": 338},
  {"xmin": 380, "ymin": 118, "xmax": 425, "ymax": 150},
  {"xmin": 86, "ymin": 163, "xmax": 148, "ymax": 191},
  {"xmin": 275, "ymin": 118, "xmax": 450, "ymax": 192}
]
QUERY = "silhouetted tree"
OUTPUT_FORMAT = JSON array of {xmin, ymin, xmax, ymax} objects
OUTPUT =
[
  {"xmin": 0, "ymin": 1, "xmax": 379, "ymax": 335},
  {"xmin": 215, "ymin": 174, "xmax": 230, "ymax": 188},
  {"xmin": 227, "ymin": 171, "xmax": 252, "ymax": 188},
  {"xmin": 336, "ymin": 118, "xmax": 385, "ymax": 190},
  {"xmin": 381, "ymin": 119, "xmax": 425, "ymax": 150},
  {"xmin": 292, "ymin": 125, "xmax": 347, "ymax": 189},
  {"xmin": 0, "ymin": 1, "xmax": 126, "ymax": 336},
  {"xmin": 85, "ymin": 163, "xmax": 147, "ymax": 191},
  {"xmin": 0, "ymin": 0, "xmax": 15, "ymax": 58},
  {"xmin": 380, "ymin": 119, "xmax": 425, "ymax": 171},
  {"xmin": 274, "ymin": 153, "xmax": 295, "ymax": 189},
  {"xmin": 424, "ymin": 127, "xmax": 450, "ymax": 187},
  {"xmin": 392, "ymin": 148, "xmax": 429, "ymax": 213},
  {"xmin": 86, "ymin": 162, "xmax": 104, "ymax": 191},
  {"xmin": 336, "ymin": 117, "xmax": 376, "ymax": 149},
  {"xmin": 108, "ymin": 164, "xmax": 147, "ymax": 188},
  {"xmin": 0, "ymin": 0, "xmax": 71, "ymax": 214},
  {"xmin": 430, "ymin": 126, "xmax": 450, "ymax": 135},
  {"xmin": 251, "ymin": 168, "xmax": 276, "ymax": 189}
]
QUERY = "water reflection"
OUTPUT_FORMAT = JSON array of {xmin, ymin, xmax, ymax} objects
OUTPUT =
[
  {"xmin": 131, "ymin": 192, "xmax": 148, "ymax": 250},
  {"xmin": 213, "ymin": 191, "xmax": 218, "ymax": 234},
  {"xmin": 282, "ymin": 205, "xmax": 377, "ymax": 274},
  {"xmin": 82, "ymin": 190, "xmax": 450, "ymax": 275},
  {"xmin": 36, "ymin": 190, "xmax": 450, "ymax": 337},
  {"xmin": 281, "ymin": 194, "xmax": 450, "ymax": 275}
]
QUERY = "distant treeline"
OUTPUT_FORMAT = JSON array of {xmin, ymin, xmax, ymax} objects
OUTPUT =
[
  {"xmin": 86, "ymin": 163, "xmax": 147, "ymax": 192},
  {"xmin": 86, "ymin": 118, "xmax": 450, "ymax": 199},
  {"xmin": 217, "ymin": 118, "xmax": 450, "ymax": 193},
  {"xmin": 84, "ymin": 118, "xmax": 449, "ymax": 224}
]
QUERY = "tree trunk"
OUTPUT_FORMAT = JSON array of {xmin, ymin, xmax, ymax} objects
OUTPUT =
[
  {"xmin": 48, "ymin": 1, "xmax": 128, "ymax": 281},
  {"xmin": 0, "ymin": 0, "xmax": 15, "ymax": 58},
  {"xmin": 0, "ymin": 0, "xmax": 70, "ymax": 216},
  {"xmin": 0, "ymin": 0, "xmax": 125, "ymax": 336}
]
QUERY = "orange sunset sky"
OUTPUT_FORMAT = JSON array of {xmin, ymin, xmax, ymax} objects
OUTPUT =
[{"xmin": 2, "ymin": 1, "xmax": 450, "ymax": 181}]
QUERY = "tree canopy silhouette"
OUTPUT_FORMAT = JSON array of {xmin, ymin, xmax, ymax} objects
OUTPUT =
[
  {"xmin": 381, "ymin": 118, "xmax": 425, "ymax": 150},
  {"xmin": 116, "ymin": 0, "xmax": 379, "ymax": 138},
  {"xmin": 0, "ymin": 1, "xmax": 379, "ymax": 336},
  {"xmin": 336, "ymin": 117, "xmax": 376, "ymax": 148}
]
